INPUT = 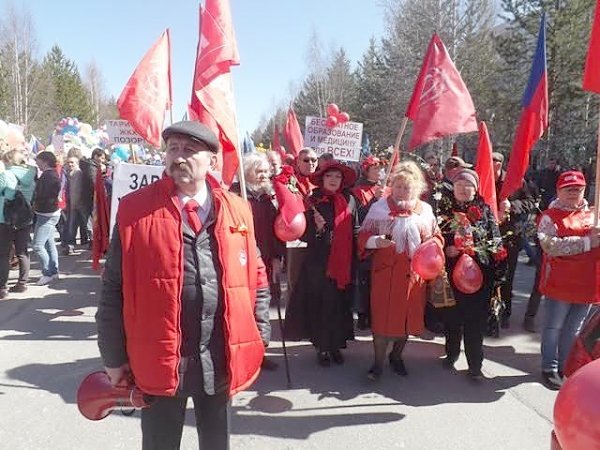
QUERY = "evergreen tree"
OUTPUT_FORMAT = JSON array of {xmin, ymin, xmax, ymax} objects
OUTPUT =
[
  {"xmin": 353, "ymin": 38, "xmax": 389, "ymax": 151},
  {"xmin": 498, "ymin": 0, "xmax": 597, "ymax": 168},
  {"xmin": 42, "ymin": 45, "xmax": 94, "ymax": 124}
]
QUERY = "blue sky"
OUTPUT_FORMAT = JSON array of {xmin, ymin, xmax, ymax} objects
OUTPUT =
[{"xmin": 15, "ymin": 0, "xmax": 387, "ymax": 135}]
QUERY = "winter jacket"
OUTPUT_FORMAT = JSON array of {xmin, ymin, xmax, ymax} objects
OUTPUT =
[
  {"xmin": 438, "ymin": 195, "xmax": 506, "ymax": 302},
  {"xmin": 33, "ymin": 168, "xmax": 60, "ymax": 214},
  {"xmin": 0, "ymin": 165, "xmax": 36, "ymax": 224},
  {"xmin": 78, "ymin": 158, "xmax": 98, "ymax": 213},
  {"xmin": 96, "ymin": 174, "xmax": 270, "ymax": 397}
]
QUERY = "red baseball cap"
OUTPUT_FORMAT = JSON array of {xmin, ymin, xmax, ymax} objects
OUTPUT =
[{"xmin": 556, "ymin": 171, "xmax": 586, "ymax": 189}]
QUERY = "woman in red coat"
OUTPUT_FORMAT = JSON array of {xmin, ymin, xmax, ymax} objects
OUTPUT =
[{"xmin": 359, "ymin": 161, "xmax": 442, "ymax": 380}]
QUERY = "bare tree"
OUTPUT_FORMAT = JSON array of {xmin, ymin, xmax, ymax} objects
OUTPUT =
[
  {"xmin": 84, "ymin": 59, "xmax": 105, "ymax": 126},
  {"xmin": 0, "ymin": 1, "xmax": 37, "ymax": 128}
]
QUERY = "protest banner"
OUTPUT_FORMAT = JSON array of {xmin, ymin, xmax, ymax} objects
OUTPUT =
[
  {"xmin": 106, "ymin": 119, "xmax": 147, "ymax": 146},
  {"xmin": 109, "ymin": 162, "xmax": 164, "ymax": 236},
  {"xmin": 304, "ymin": 116, "xmax": 363, "ymax": 162}
]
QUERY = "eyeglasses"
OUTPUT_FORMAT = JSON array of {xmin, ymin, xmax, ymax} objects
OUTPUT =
[{"xmin": 302, "ymin": 158, "xmax": 318, "ymax": 163}]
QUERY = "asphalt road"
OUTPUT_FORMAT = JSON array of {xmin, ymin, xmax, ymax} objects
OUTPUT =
[{"xmin": 0, "ymin": 249, "xmax": 556, "ymax": 450}]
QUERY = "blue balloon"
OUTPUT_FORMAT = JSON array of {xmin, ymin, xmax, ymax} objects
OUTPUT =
[
  {"xmin": 61, "ymin": 125, "xmax": 80, "ymax": 135},
  {"xmin": 113, "ymin": 145, "xmax": 130, "ymax": 161}
]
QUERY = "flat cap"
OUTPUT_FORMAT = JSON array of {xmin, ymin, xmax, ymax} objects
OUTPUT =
[
  {"xmin": 162, "ymin": 121, "xmax": 220, "ymax": 153},
  {"xmin": 445, "ymin": 156, "xmax": 472, "ymax": 169},
  {"xmin": 492, "ymin": 152, "xmax": 505, "ymax": 163}
]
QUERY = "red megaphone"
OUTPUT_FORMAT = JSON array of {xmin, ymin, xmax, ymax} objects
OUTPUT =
[{"xmin": 77, "ymin": 371, "xmax": 152, "ymax": 421}]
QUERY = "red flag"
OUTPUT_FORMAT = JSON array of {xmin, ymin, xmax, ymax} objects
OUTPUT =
[
  {"xmin": 117, "ymin": 30, "xmax": 172, "ymax": 148},
  {"xmin": 189, "ymin": 0, "xmax": 240, "ymax": 185},
  {"xmin": 284, "ymin": 106, "xmax": 304, "ymax": 156},
  {"xmin": 92, "ymin": 169, "xmax": 110, "ymax": 271},
  {"xmin": 475, "ymin": 122, "xmax": 498, "ymax": 221},
  {"xmin": 405, "ymin": 33, "xmax": 477, "ymax": 149},
  {"xmin": 273, "ymin": 123, "xmax": 286, "ymax": 159},
  {"xmin": 583, "ymin": 0, "xmax": 600, "ymax": 93},
  {"xmin": 500, "ymin": 14, "xmax": 548, "ymax": 200}
]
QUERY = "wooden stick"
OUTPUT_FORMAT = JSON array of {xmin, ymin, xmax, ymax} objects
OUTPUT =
[
  {"xmin": 129, "ymin": 143, "xmax": 138, "ymax": 165},
  {"xmin": 236, "ymin": 142, "xmax": 248, "ymax": 201},
  {"xmin": 595, "ymin": 107, "xmax": 600, "ymax": 226},
  {"xmin": 383, "ymin": 117, "xmax": 409, "ymax": 186}
]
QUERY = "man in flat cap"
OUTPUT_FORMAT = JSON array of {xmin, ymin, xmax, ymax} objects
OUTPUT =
[{"xmin": 96, "ymin": 121, "xmax": 271, "ymax": 450}]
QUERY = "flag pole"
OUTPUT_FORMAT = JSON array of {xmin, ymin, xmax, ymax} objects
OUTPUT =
[
  {"xmin": 595, "ymin": 105, "xmax": 600, "ymax": 226},
  {"xmin": 236, "ymin": 141, "xmax": 248, "ymax": 201},
  {"xmin": 383, "ymin": 117, "xmax": 409, "ymax": 186}
]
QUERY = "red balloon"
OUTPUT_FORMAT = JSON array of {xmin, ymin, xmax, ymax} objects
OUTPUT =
[
  {"xmin": 554, "ymin": 358, "xmax": 600, "ymax": 450},
  {"xmin": 325, "ymin": 115, "xmax": 338, "ymax": 128},
  {"xmin": 326, "ymin": 103, "xmax": 339, "ymax": 116},
  {"xmin": 411, "ymin": 239, "xmax": 445, "ymax": 281},
  {"xmin": 337, "ymin": 112, "xmax": 350, "ymax": 124},
  {"xmin": 274, "ymin": 213, "xmax": 306, "ymax": 242},
  {"xmin": 451, "ymin": 253, "xmax": 483, "ymax": 294}
]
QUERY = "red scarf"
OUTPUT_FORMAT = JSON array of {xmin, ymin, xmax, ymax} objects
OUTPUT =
[
  {"xmin": 387, "ymin": 197, "xmax": 415, "ymax": 218},
  {"xmin": 320, "ymin": 190, "xmax": 353, "ymax": 289}
]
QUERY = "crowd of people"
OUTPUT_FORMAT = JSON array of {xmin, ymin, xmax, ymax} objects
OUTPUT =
[
  {"xmin": 0, "ymin": 120, "xmax": 598, "ymax": 449},
  {"xmin": 0, "ymin": 141, "xmax": 113, "ymax": 298},
  {"xmin": 236, "ymin": 145, "xmax": 599, "ymax": 390}
]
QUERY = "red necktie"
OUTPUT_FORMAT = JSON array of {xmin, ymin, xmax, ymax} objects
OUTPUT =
[{"xmin": 183, "ymin": 199, "xmax": 202, "ymax": 234}]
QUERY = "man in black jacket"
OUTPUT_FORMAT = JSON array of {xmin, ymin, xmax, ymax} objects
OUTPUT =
[
  {"xmin": 78, "ymin": 148, "xmax": 105, "ymax": 247},
  {"xmin": 494, "ymin": 152, "xmax": 538, "ymax": 329}
]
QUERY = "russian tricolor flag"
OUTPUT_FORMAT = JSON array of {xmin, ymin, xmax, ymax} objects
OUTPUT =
[{"xmin": 500, "ymin": 14, "xmax": 549, "ymax": 201}]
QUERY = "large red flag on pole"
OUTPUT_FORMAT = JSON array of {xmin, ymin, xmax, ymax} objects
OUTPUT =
[
  {"xmin": 405, "ymin": 33, "xmax": 477, "ymax": 149},
  {"xmin": 475, "ymin": 121, "xmax": 498, "ymax": 221},
  {"xmin": 583, "ymin": 0, "xmax": 600, "ymax": 94},
  {"xmin": 117, "ymin": 30, "xmax": 172, "ymax": 148},
  {"xmin": 91, "ymin": 169, "xmax": 110, "ymax": 270},
  {"xmin": 284, "ymin": 106, "xmax": 304, "ymax": 156},
  {"xmin": 500, "ymin": 14, "xmax": 548, "ymax": 201},
  {"xmin": 583, "ymin": 0, "xmax": 600, "ymax": 227},
  {"xmin": 189, "ymin": 0, "xmax": 240, "ymax": 185}
]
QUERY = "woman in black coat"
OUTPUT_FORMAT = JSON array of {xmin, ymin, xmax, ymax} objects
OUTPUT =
[
  {"xmin": 437, "ymin": 169, "xmax": 506, "ymax": 381},
  {"xmin": 285, "ymin": 161, "xmax": 359, "ymax": 367}
]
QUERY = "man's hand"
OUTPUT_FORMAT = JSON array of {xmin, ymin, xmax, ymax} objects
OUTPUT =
[
  {"xmin": 445, "ymin": 245, "xmax": 460, "ymax": 258},
  {"xmin": 375, "ymin": 235, "xmax": 395, "ymax": 249},
  {"xmin": 104, "ymin": 363, "xmax": 130, "ymax": 387}
]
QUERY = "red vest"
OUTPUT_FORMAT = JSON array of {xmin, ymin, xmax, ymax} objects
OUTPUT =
[
  {"xmin": 117, "ymin": 175, "xmax": 265, "ymax": 397},
  {"xmin": 539, "ymin": 207, "xmax": 600, "ymax": 303}
]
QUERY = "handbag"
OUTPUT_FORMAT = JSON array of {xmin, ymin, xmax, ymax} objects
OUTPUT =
[
  {"xmin": 426, "ymin": 271, "xmax": 456, "ymax": 308},
  {"xmin": 3, "ymin": 181, "xmax": 33, "ymax": 230}
]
